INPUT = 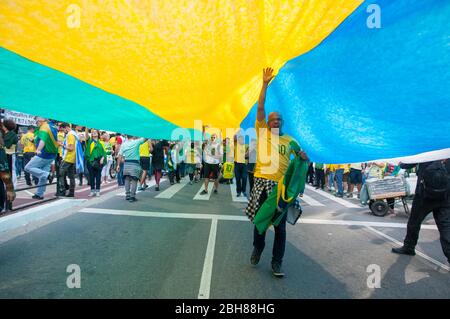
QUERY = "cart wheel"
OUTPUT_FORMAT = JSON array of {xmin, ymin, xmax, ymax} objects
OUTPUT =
[{"xmin": 371, "ymin": 200, "xmax": 389, "ymax": 217}]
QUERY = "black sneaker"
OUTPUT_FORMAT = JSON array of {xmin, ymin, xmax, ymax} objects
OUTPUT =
[
  {"xmin": 200, "ymin": 189, "xmax": 208, "ymax": 195},
  {"xmin": 65, "ymin": 193, "xmax": 75, "ymax": 198},
  {"xmin": 125, "ymin": 195, "xmax": 131, "ymax": 201},
  {"xmin": 392, "ymin": 246, "xmax": 415, "ymax": 256},
  {"xmin": 55, "ymin": 192, "xmax": 66, "ymax": 197},
  {"xmin": 128, "ymin": 197, "xmax": 137, "ymax": 202},
  {"xmin": 155, "ymin": 186, "xmax": 160, "ymax": 191},
  {"xmin": 237, "ymin": 192, "xmax": 241, "ymax": 197},
  {"xmin": 213, "ymin": 189, "xmax": 218, "ymax": 194},
  {"xmin": 271, "ymin": 261, "xmax": 285, "ymax": 278},
  {"xmin": 32, "ymin": 194, "xmax": 44, "ymax": 200},
  {"xmin": 250, "ymin": 248, "xmax": 261, "ymax": 265}
]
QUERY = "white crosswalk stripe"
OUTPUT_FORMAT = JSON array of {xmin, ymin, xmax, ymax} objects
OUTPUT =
[
  {"xmin": 229, "ymin": 183, "xmax": 248, "ymax": 203},
  {"xmin": 299, "ymin": 193, "xmax": 325, "ymax": 206},
  {"xmin": 155, "ymin": 180, "xmax": 189, "ymax": 199},
  {"xmin": 116, "ymin": 178, "xmax": 167, "ymax": 196},
  {"xmin": 305, "ymin": 184, "xmax": 361, "ymax": 208},
  {"xmin": 193, "ymin": 182, "xmax": 215, "ymax": 201}
]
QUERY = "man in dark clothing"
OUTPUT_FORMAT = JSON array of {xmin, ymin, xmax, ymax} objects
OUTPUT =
[
  {"xmin": 151, "ymin": 140, "xmax": 169, "ymax": 191},
  {"xmin": 314, "ymin": 163, "xmax": 325, "ymax": 190},
  {"xmin": 392, "ymin": 159, "xmax": 450, "ymax": 264}
]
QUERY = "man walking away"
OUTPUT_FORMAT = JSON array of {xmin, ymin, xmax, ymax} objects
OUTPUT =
[{"xmin": 392, "ymin": 159, "xmax": 450, "ymax": 264}]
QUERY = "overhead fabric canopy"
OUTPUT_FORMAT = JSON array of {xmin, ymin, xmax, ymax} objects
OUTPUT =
[
  {"xmin": 241, "ymin": 0, "xmax": 450, "ymax": 163},
  {"xmin": 1, "ymin": 0, "xmax": 449, "ymax": 162}
]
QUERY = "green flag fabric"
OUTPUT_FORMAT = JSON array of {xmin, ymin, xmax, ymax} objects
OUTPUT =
[
  {"xmin": 253, "ymin": 156, "xmax": 308, "ymax": 234},
  {"xmin": 35, "ymin": 122, "xmax": 59, "ymax": 155}
]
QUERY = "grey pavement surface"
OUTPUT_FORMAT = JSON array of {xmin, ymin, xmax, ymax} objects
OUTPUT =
[{"xmin": 0, "ymin": 178, "xmax": 449, "ymax": 299}]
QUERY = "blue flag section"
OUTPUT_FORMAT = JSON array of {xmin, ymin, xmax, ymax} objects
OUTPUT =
[{"xmin": 241, "ymin": 0, "xmax": 450, "ymax": 163}]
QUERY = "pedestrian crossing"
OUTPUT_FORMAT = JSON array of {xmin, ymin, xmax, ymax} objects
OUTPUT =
[
  {"xmin": 14, "ymin": 175, "xmax": 366, "ymax": 210},
  {"xmin": 193, "ymin": 182, "xmax": 215, "ymax": 201},
  {"xmin": 114, "ymin": 177, "xmax": 366, "ymax": 211},
  {"xmin": 155, "ymin": 179, "xmax": 189, "ymax": 199}
]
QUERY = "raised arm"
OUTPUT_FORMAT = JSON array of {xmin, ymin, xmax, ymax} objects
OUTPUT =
[{"xmin": 257, "ymin": 67, "xmax": 275, "ymax": 122}]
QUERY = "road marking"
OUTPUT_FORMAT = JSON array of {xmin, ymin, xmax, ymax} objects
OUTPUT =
[
  {"xmin": 75, "ymin": 186, "xmax": 93, "ymax": 193},
  {"xmin": 155, "ymin": 180, "xmax": 189, "ymax": 199},
  {"xmin": 298, "ymin": 218, "xmax": 437, "ymax": 230},
  {"xmin": 366, "ymin": 226, "xmax": 449, "ymax": 272},
  {"xmin": 299, "ymin": 194, "xmax": 325, "ymax": 206},
  {"xmin": 198, "ymin": 218, "xmax": 218, "ymax": 299},
  {"xmin": 193, "ymin": 182, "xmax": 215, "ymax": 201},
  {"xmin": 115, "ymin": 178, "xmax": 167, "ymax": 196},
  {"xmin": 305, "ymin": 185, "xmax": 361, "ymax": 208},
  {"xmin": 78, "ymin": 208, "xmax": 438, "ymax": 231},
  {"xmin": 79, "ymin": 208, "xmax": 248, "ymax": 221},
  {"xmin": 229, "ymin": 183, "xmax": 248, "ymax": 203},
  {"xmin": 1, "ymin": 199, "xmax": 86, "ymax": 224}
]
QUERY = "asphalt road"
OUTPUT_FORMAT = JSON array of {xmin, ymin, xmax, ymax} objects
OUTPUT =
[{"xmin": 0, "ymin": 177, "xmax": 449, "ymax": 299}]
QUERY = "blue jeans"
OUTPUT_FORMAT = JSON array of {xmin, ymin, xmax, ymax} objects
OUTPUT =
[
  {"xmin": 117, "ymin": 162, "xmax": 125, "ymax": 186},
  {"xmin": 234, "ymin": 162, "xmax": 248, "ymax": 194},
  {"xmin": 335, "ymin": 169, "xmax": 344, "ymax": 195},
  {"xmin": 25, "ymin": 156, "xmax": 53, "ymax": 197},
  {"xmin": 15, "ymin": 156, "xmax": 23, "ymax": 177},
  {"xmin": 328, "ymin": 172, "xmax": 335, "ymax": 190},
  {"xmin": 253, "ymin": 212, "xmax": 287, "ymax": 264}
]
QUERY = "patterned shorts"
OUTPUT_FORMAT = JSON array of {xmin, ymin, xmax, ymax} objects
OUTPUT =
[
  {"xmin": 245, "ymin": 177, "xmax": 302, "ymax": 222},
  {"xmin": 245, "ymin": 177, "xmax": 277, "ymax": 221}
]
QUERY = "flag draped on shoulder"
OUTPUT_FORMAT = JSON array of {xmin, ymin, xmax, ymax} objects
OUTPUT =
[
  {"xmin": 63, "ymin": 130, "xmax": 85, "ymax": 174},
  {"xmin": 35, "ymin": 122, "xmax": 58, "ymax": 154}
]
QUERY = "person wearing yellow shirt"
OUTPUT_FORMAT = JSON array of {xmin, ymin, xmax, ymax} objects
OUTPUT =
[
  {"xmin": 245, "ymin": 67, "xmax": 309, "ymax": 278},
  {"xmin": 56, "ymin": 123, "xmax": 77, "ymax": 197},
  {"xmin": 348, "ymin": 162, "xmax": 363, "ymax": 198},
  {"xmin": 234, "ymin": 134, "xmax": 249, "ymax": 197},
  {"xmin": 20, "ymin": 126, "xmax": 39, "ymax": 186},
  {"xmin": 335, "ymin": 164, "xmax": 347, "ymax": 197},
  {"xmin": 327, "ymin": 164, "xmax": 338, "ymax": 193},
  {"xmin": 185, "ymin": 141, "xmax": 202, "ymax": 185},
  {"xmin": 138, "ymin": 139, "xmax": 152, "ymax": 191}
]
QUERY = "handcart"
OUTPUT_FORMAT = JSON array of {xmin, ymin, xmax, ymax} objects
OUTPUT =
[{"xmin": 363, "ymin": 176, "xmax": 411, "ymax": 217}]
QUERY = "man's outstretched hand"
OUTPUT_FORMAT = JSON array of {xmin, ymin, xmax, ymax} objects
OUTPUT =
[{"xmin": 263, "ymin": 67, "xmax": 275, "ymax": 84}]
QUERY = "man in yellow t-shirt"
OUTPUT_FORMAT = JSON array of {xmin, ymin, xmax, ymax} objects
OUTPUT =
[
  {"xmin": 20, "ymin": 126, "xmax": 38, "ymax": 186},
  {"xmin": 326, "ymin": 164, "xmax": 338, "ymax": 192},
  {"xmin": 245, "ymin": 67, "xmax": 309, "ymax": 278},
  {"xmin": 234, "ymin": 134, "xmax": 249, "ymax": 197},
  {"xmin": 334, "ymin": 164, "xmax": 347, "ymax": 198},
  {"xmin": 138, "ymin": 139, "xmax": 152, "ymax": 190},
  {"xmin": 56, "ymin": 123, "xmax": 77, "ymax": 197}
]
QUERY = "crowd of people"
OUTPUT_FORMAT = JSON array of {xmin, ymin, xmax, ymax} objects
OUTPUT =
[
  {"xmin": 0, "ymin": 115, "xmax": 262, "ymax": 210},
  {"xmin": 0, "ymin": 68, "xmax": 448, "ymax": 276}
]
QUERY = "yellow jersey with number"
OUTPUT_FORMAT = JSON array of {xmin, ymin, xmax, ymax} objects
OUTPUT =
[{"xmin": 253, "ymin": 119, "xmax": 300, "ymax": 182}]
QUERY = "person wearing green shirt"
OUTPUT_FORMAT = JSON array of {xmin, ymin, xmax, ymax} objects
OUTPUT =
[{"xmin": 84, "ymin": 128, "xmax": 106, "ymax": 197}]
